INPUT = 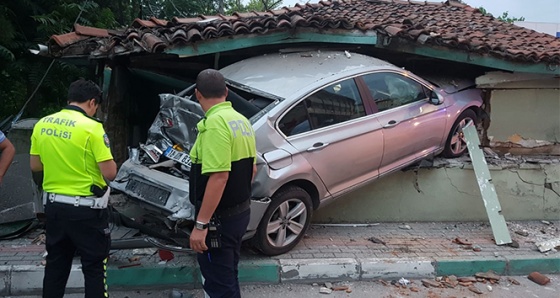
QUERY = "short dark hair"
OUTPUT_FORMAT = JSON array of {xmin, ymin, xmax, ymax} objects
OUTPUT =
[
  {"xmin": 68, "ymin": 78, "xmax": 103, "ymax": 105},
  {"xmin": 196, "ymin": 69, "xmax": 226, "ymax": 99}
]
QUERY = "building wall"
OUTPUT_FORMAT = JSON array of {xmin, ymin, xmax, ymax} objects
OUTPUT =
[
  {"xmin": 487, "ymin": 89, "xmax": 560, "ymax": 142},
  {"xmin": 313, "ymin": 163, "xmax": 560, "ymax": 223}
]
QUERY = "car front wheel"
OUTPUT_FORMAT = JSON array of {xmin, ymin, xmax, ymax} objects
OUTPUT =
[
  {"xmin": 253, "ymin": 186, "xmax": 312, "ymax": 256},
  {"xmin": 442, "ymin": 109, "xmax": 477, "ymax": 158}
]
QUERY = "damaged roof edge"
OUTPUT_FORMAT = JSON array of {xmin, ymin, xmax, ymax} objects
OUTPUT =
[
  {"xmin": 164, "ymin": 29, "xmax": 377, "ymax": 57},
  {"xmin": 164, "ymin": 29, "xmax": 560, "ymax": 75},
  {"xmin": 381, "ymin": 39, "xmax": 560, "ymax": 76}
]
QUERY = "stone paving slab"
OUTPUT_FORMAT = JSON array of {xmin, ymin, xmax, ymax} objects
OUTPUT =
[{"xmin": 0, "ymin": 220, "xmax": 558, "ymax": 295}]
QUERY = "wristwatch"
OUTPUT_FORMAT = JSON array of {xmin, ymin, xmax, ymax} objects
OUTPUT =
[{"xmin": 195, "ymin": 221, "xmax": 209, "ymax": 230}]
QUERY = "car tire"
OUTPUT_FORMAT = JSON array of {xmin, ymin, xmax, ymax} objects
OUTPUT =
[
  {"xmin": 253, "ymin": 186, "xmax": 312, "ymax": 256},
  {"xmin": 442, "ymin": 109, "xmax": 477, "ymax": 158}
]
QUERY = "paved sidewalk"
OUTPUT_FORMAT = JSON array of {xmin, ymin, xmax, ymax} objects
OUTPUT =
[{"xmin": 0, "ymin": 220, "xmax": 558, "ymax": 296}]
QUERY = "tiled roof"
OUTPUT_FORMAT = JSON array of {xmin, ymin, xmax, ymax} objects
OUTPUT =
[{"xmin": 48, "ymin": 0, "xmax": 560, "ymax": 65}]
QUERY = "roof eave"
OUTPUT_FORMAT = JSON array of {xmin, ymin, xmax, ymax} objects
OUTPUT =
[
  {"xmin": 377, "ymin": 37, "xmax": 560, "ymax": 76},
  {"xmin": 164, "ymin": 29, "xmax": 377, "ymax": 57}
]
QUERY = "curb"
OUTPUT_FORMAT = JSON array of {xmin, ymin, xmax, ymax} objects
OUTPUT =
[{"xmin": 1, "ymin": 256, "xmax": 559, "ymax": 295}]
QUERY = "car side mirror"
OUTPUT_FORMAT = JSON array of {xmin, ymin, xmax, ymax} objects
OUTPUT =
[{"xmin": 429, "ymin": 91, "xmax": 444, "ymax": 105}]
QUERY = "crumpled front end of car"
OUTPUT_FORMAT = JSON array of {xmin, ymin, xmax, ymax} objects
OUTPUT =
[{"xmin": 110, "ymin": 93, "xmax": 204, "ymax": 222}]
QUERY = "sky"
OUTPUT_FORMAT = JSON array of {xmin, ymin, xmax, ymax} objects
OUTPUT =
[{"xmin": 278, "ymin": 0, "xmax": 560, "ymax": 23}]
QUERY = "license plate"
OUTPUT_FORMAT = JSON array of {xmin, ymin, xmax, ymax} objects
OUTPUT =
[
  {"xmin": 164, "ymin": 147, "xmax": 192, "ymax": 167},
  {"xmin": 125, "ymin": 178, "xmax": 170, "ymax": 206}
]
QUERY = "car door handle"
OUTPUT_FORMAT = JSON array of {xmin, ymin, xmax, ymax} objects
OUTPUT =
[
  {"xmin": 383, "ymin": 120, "xmax": 399, "ymax": 128},
  {"xmin": 307, "ymin": 142, "xmax": 330, "ymax": 152}
]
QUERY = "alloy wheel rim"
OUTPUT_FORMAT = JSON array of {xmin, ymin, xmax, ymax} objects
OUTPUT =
[
  {"xmin": 450, "ymin": 117, "xmax": 473, "ymax": 155},
  {"xmin": 266, "ymin": 198, "xmax": 308, "ymax": 248}
]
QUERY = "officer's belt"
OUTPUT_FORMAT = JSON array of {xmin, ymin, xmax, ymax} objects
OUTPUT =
[
  {"xmin": 214, "ymin": 199, "xmax": 251, "ymax": 219},
  {"xmin": 44, "ymin": 192, "xmax": 96, "ymax": 207}
]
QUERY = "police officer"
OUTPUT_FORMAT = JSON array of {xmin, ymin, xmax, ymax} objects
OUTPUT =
[
  {"xmin": 0, "ymin": 129, "xmax": 15, "ymax": 185},
  {"xmin": 189, "ymin": 69, "xmax": 257, "ymax": 298},
  {"xmin": 30, "ymin": 78, "xmax": 117, "ymax": 298}
]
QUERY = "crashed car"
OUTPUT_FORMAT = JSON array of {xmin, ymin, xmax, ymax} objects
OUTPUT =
[{"xmin": 111, "ymin": 50, "xmax": 483, "ymax": 255}]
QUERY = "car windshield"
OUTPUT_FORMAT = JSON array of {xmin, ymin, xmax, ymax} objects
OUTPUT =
[{"xmin": 180, "ymin": 80, "xmax": 280, "ymax": 123}]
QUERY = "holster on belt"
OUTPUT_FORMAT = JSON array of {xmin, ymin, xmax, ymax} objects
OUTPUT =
[{"xmin": 91, "ymin": 186, "xmax": 110, "ymax": 209}]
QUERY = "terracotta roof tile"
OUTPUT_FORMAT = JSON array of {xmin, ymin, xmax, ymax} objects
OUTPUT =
[
  {"xmin": 48, "ymin": 0, "xmax": 560, "ymax": 65},
  {"xmin": 50, "ymin": 32, "xmax": 85, "ymax": 48},
  {"xmin": 74, "ymin": 24, "xmax": 109, "ymax": 37},
  {"xmin": 132, "ymin": 18, "xmax": 158, "ymax": 28}
]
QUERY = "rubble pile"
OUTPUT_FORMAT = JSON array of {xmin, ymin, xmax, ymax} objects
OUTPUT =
[{"xmin": 375, "ymin": 270, "xmax": 538, "ymax": 295}]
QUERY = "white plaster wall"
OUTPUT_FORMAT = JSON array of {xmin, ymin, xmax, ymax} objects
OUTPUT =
[
  {"xmin": 487, "ymin": 89, "xmax": 560, "ymax": 142},
  {"xmin": 313, "ymin": 164, "xmax": 560, "ymax": 223}
]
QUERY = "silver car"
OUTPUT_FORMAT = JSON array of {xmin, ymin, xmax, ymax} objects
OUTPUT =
[{"xmin": 111, "ymin": 50, "xmax": 483, "ymax": 255}]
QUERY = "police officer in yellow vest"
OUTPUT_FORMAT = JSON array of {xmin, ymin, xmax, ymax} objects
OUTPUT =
[
  {"xmin": 30, "ymin": 79, "xmax": 117, "ymax": 298},
  {"xmin": 189, "ymin": 69, "xmax": 257, "ymax": 298}
]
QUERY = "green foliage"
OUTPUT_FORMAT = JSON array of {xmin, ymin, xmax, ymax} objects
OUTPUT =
[
  {"xmin": 244, "ymin": 0, "xmax": 283, "ymax": 11},
  {"xmin": 497, "ymin": 11, "xmax": 525, "ymax": 23},
  {"xmin": 479, "ymin": 7, "xmax": 525, "ymax": 23},
  {"xmin": 0, "ymin": 0, "xmax": 290, "ymax": 122}
]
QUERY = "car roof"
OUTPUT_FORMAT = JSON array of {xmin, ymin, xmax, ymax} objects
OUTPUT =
[{"xmin": 220, "ymin": 50, "xmax": 399, "ymax": 98}]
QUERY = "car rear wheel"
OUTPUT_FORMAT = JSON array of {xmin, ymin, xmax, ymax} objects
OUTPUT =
[
  {"xmin": 442, "ymin": 109, "xmax": 477, "ymax": 158},
  {"xmin": 253, "ymin": 186, "xmax": 312, "ymax": 256}
]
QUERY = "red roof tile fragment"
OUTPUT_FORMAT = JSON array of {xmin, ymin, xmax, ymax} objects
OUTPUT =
[{"xmin": 74, "ymin": 24, "xmax": 109, "ymax": 37}]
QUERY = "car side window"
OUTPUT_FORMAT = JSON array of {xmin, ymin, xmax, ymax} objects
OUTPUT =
[
  {"xmin": 278, "ymin": 78, "xmax": 365, "ymax": 137},
  {"xmin": 362, "ymin": 73, "xmax": 429, "ymax": 112}
]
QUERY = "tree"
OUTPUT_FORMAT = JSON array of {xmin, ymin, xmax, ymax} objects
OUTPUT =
[
  {"xmin": 478, "ymin": 7, "xmax": 525, "ymax": 23},
  {"xmin": 244, "ymin": 0, "xmax": 283, "ymax": 11},
  {"xmin": 0, "ymin": 0, "xmax": 288, "ymax": 122}
]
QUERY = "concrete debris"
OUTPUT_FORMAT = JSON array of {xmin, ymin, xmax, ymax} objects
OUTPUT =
[
  {"xmin": 508, "ymin": 239, "xmax": 520, "ymax": 248},
  {"xmin": 324, "ymin": 282, "xmax": 333, "ymax": 289},
  {"xmin": 474, "ymin": 271, "xmax": 500, "ymax": 281},
  {"xmin": 398, "ymin": 277, "xmax": 410, "ymax": 286},
  {"xmin": 457, "ymin": 277, "xmax": 477, "ymax": 283},
  {"xmin": 421, "ymin": 279, "xmax": 441, "ymax": 288},
  {"xmin": 331, "ymin": 285, "xmax": 349, "ymax": 291},
  {"xmin": 367, "ymin": 236, "xmax": 386, "ymax": 245},
  {"xmin": 528, "ymin": 272, "xmax": 551, "ymax": 285},
  {"xmin": 452, "ymin": 237, "xmax": 472, "ymax": 245},
  {"xmin": 507, "ymin": 277, "xmax": 520, "ymax": 285},
  {"xmin": 515, "ymin": 230, "xmax": 529, "ymax": 237},
  {"xmin": 507, "ymin": 134, "xmax": 553, "ymax": 148},
  {"xmin": 398, "ymin": 224, "xmax": 412, "ymax": 230},
  {"xmin": 442, "ymin": 275, "xmax": 458, "ymax": 288},
  {"xmin": 132, "ymin": 248, "xmax": 157, "ymax": 255},
  {"xmin": 169, "ymin": 289, "xmax": 188, "ymax": 298},
  {"xmin": 379, "ymin": 280, "xmax": 390, "ymax": 286},
  {"xmin": 128, "ymin": 256, "xmax": 141, "ymax": 262},
  {"xmin": 319, "ymin": 286, "xmax": 332, "ymax": 294},
  {"xmin": 117, "ymin": 263, "xmax": 141, "ymax": 269},
  {"xmin": 32, "ymin": 233, "xmax": 46, "ymax": 245},
  {"xmin": 468, "ymin": 286, "xmax": 484, "ymax": 294},
  {"xmin": 535, "ymin": 237, "xmax": 560, "ymax": 252}
]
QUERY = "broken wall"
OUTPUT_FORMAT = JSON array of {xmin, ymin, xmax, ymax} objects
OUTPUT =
[
  {"xmin": 475, "ymin": 72, "xmax": 560, "ymax": 143},
  {"xmin": 313, "ymin": 161, "xmax": 560, "ymax": 223},
  {"xmin": 488, "ymin": 89, "xmax": 560, "ymax": 142}
]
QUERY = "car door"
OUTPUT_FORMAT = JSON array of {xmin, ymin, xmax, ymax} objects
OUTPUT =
[
  {"xmin": 361, "ymin": 72, "xmax": 447, "ymax": 175},
  {"xmin": 277, "ymin": 77, "xmax": 384, "ymax": 196}
]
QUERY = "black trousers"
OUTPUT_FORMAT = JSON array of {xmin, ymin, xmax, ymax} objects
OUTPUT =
[
  {"xmin": 197, "ymin": 209, "xmax": 250, "ymax": 298},
  {"xmin": 43, "ymin": 202, "xmax": 111, "ymax": 298}
]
